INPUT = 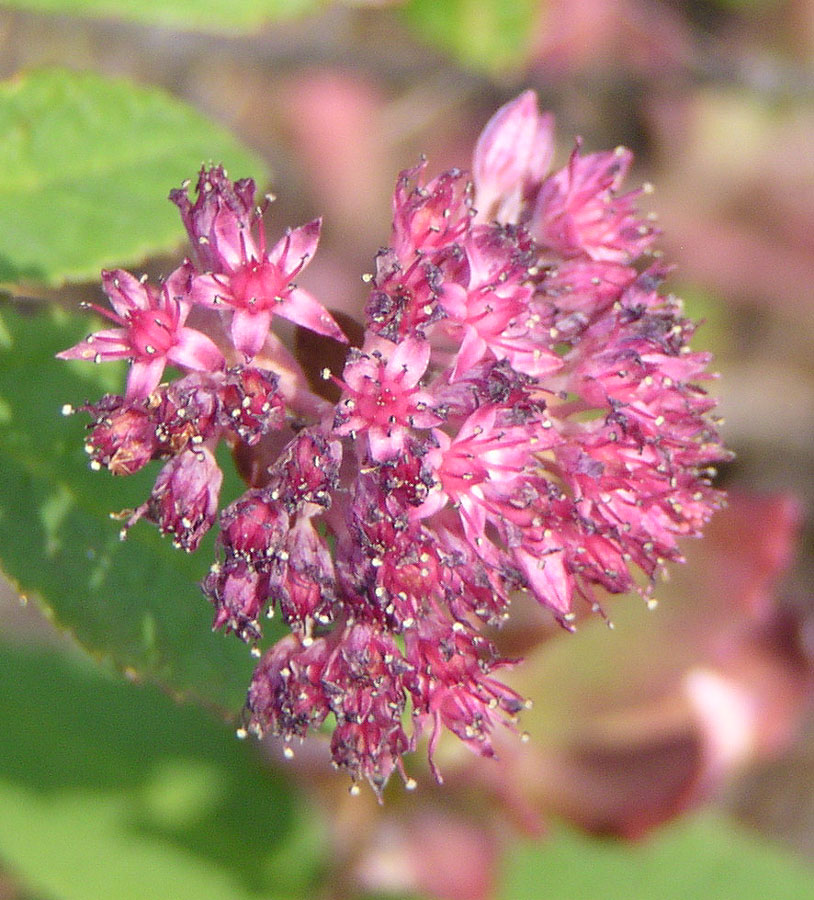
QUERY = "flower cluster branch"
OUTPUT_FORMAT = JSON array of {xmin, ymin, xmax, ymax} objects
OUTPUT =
[{"xmin": 60, "ymin": 91, "xmax": 729, "ymax": 796}]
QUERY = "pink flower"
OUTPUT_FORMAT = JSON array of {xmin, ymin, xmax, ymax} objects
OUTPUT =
[
  {"xmin": 206, "ymin": 559, "xmax": 271, "ymax": 644},
  {"xmin": 406, "ymin": 620, "xmax": 525, "ymax": 781},
  {"xmin": 275, "ymin": 516, "xmax": 337, "ymax": 633},
  {"xmin": 80, "ymin": 394, "xmax": 159, "ymax": 477},
  {"xmin": 246, "ymin": 633, "xmax": 332, "ymax": 742},
  {"xmin": 323, "ymin": 623, "xmax": 413, "ymax": 794},
  {"xmin": 365, "ymin": 163, "xmax": 472, "ymax": 343},
  {"xmin": 438, "ymin": 224, "xmax": 562, "ymax": 381},
  {"xmin": 125, "ymin": 445, "xmax": 223, "ymax": 552},
  {"xmin": 58, "ymin": 265, "xmax": 224, "ymax": 399},
  {"xmin": 247, "ymin": 623, "xmax": 413, "ymax": 797},
  {"xmin": 219, "ymin": 365, "xmax": 286, "ymax": 446},
  {"xmin": 531, "ymin": 143, "xmax": 658, "ymax": 263},
  {"xmin": 170, "ymin": 165, "xmax": 256, "ymax": 273},
  {"xmin": 334, "ymin": 335, "xmax": 441, "ymax": 460},
  {"xmin": 60, "ymin": 94, "xmax": 731, "ymax": 796},
  {"xmin": 173, "ymin": 168, "xmax": 347, "ymax": 358},
  {"xmin": 472, "ymin": 89, "xmax": 554, "ymax": 224},
  {"xmin": 472, "ymin": 92, "xmax": 658, "ymax": 264},
  {"xmin": 391, "ymin": 162, "xmax": 473, "ymax": 260},
  {"xmin": 414, "ymin": 404, "xmax": 546, "ymax": 551}
]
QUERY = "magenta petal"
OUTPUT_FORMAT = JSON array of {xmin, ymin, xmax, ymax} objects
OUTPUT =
[
  {"xmin": 514, "ymin": 546, "xmax": 572, "ymax": 615},
  {"xmin": 451, "ymin": 328, "xmax": 488, "ymax": 382},
  {"xmin": 275, "ymin": 287, "xmax": 348, "ymax": 342},
  {"xmin": 169, "ymin": 328, "xmax": 225, "ymax": 372},
  {"xmin": 266, "ymin": 219, "xmax": 321, "ymax": 273},
  {"xmin": 125, "ymin": 357, "xmax": 167, "ymax": 399},
  {"xmin": 56, "ymin": 328, "xmax": 129, "ymax": 361},
  {"xmin": 102, "ymin": 269, "xmax": 153, "ymax": 317},
  {"xmin": 473, "ymin": 90, "xmax": 554, "ymax": 221},
  {"xmin": 385, "ymin": 336, "xmax": 431, "ymax": 388},
  {"xmin": 231, "ymin": 308, "xmax": 272, "ymax": 358},
  {"xmin": 187, "ymin": 273, "xmax": 229, "ymax": 308},
  {"xmin": 367, "ymin": 428, "xmax": 405, "ymax": 461},
  {"xmin": 162, "ymin": 262, "xmax": 196, "ymax": 320}
]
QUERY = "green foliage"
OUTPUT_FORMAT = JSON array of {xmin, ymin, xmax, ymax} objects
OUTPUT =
[
  {"xmin": 400, "ymin": 0, "xmax": 539, "ymax": 73},
  {"xmin": 501, "ymin": 816, "xmax": 814, "ymax": 900},
  {"xmin": 708, "ymin": 0, "xmax": 782, "ymax": 10},
  {"xmin": 0, "ymin": 68, "xmax": 267, "ymax": 286},
  {"xmin": 0, "ymin": 639, "xmax": 324, "ymax": 900},
  {"xmin": 0, "ymin": 0, "xmax": 322, "ymax": 32},
  {"xmin": 678, "ymin": 284, "xmax": 733, "ymax": 361},
  {"xmin": 0, "ymin": 303, "xmax": 261, "ymax": 710}
]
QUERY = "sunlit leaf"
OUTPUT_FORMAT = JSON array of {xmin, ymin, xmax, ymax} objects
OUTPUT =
[
  {"xmin": 0, "ymin": 640, "xmax": 324, "ymax": 900},
  {"xmin": 0, "ymin": 68, "xmax": 267, "ymax": 286},
  {"xmin": 0, "ymin": 0, "xmax": 322, "ymax": 32},
  {"xmin": 501, "ymin": 816, "xmax": 814, "ymax": 900},
  {"xmin": 401, "ymin": 0, "xmax": 539, "ymax": 73}
]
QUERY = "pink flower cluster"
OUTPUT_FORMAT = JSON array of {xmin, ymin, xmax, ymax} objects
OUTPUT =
[{"xmin": 60, "ymin": 92, "xmax": 728, "ymax": 795}]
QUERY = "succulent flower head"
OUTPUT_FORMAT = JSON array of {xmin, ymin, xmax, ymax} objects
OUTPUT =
[{"xmin": 60, "ymin": 94, "xmax": 729, "ymax": 796}]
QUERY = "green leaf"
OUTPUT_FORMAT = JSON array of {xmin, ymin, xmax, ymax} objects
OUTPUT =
[
  {"xmin": 0, "ymin": 68, "xmax": 267, "ymax": 286},
  {"xmin": 0, "ymin": 303, "xmax": 262, "ymax": 711},
  {"xmin": 0, "ymin": 0, "xmax": 322, "ymax": 32},
  {"xmin": 0, "ymin": 639, "xmax": 325, "ymax": 900},
  {"xmin": 401, "ymin": 0, "xmax": 539, "ymax": 73},
  {"xmin": 501, "ymin": 816, "xmax": 814, "ymax": 900}
]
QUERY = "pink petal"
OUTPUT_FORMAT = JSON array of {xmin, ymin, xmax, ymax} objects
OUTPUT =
[
  {"xmin": 438, "ymin": 282, "xmax": 468, "ymax": 320},
  {"xmin": 214, "ymin": 210, "xmax": 257, "ymax": 273},
  {"xmin": 458, "ymin": 494, "xmax": 487, "ymax": 550},
  {"xmin": 169, "ymin": 328, "xmax": 225, "ymax": 372},
  {"xmin": 385, "ymin": 336, "xmax": 431, "ymax": 388},
  {"xmin": 162, "ymin": 262, "xmax": 196, "ymax": 322},
  {"xmin": 472, "ymin": 90, "xmax": 555, "ymax": 222},
  {"xmin": 451, "ymin": 327, "xmax": 488, "ymax": 382},
  {"xmin": 275, "ymin": 287, "xmax": 347, "ymax": 343},
  {"xmin": 457, "ymin": 405, "xmax": 497, "ymax": 443},
  {"xmin": 56, "ymin": 328, "xmax": 129, "ymax": 361},
  {"xmin": 504, "ymin": 343, "xmax": 563, "ymax": 379},
  {"xmin": 266, "ymin": 219, "xmax": 321, "ymax": 274},
  {"xmin": 125, "ymin": 357, "xmax": 167, "ymax": 399},
  {"xmin": 409, "ymin": 393, "xmax": 443, "ymax": 428},
  {"xmin": 187, "ymin": 273, "xmax": 230, "ymax": 308},
  {"xmin": 514, "ymin": 545, "xmax": 572, "ymax": 614},
  {"xmin": 231, "ymin": 308, "xmax": 272, "ymax": 358},
  {"xmin": 367, "ymin": 427, "xmax": 405, "ymax": 461},
  {"xmin": 101, "ymin": 269, "xmax": 153, "ymax": 317}
]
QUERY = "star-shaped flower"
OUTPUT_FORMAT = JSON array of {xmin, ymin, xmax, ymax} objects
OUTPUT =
[{"xmin": 57, "ymin": 264, "xmax": 224, "ymax": 399}]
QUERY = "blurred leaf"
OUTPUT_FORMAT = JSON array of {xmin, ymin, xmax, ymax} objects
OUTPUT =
[
  {"xmin": 401, "ymin": 0, "xmax": 539, "ymax": 73},
  {"xmin": 0, "ymin": 0, "xmax": 322, "ymax": 32},
  {"xmin": 0, "ymin": 303, "xmax": 260, "ymax": 710},
  {"xmin": 707, "ymin": 0, "xmax": 782, "ymax": 10},
  {"xmin": 676, "ymin": 284, "xmax": 732, "ymax": 360},
  {"xmin": 0, "ymin": 68, "xmax": 267, "ymax": 286},
  {"xmin": 501, "ymin": 816, "xmax": 814, "ymax": 900},
  {"xmin": 0, "ymin": 639, "xmax": 324, "ymax": 900}
]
